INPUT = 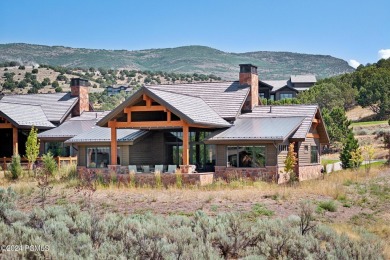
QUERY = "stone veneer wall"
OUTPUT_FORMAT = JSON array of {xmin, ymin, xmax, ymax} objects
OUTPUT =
[
  {"xmin": 298, "ymin": 164, "xmax": 323, "ymax": 181},
  {"xmin": 214, "ymin": 166, "xmax": 278, "ymax": 182}
]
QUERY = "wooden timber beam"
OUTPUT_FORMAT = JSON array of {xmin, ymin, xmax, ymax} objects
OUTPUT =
[
  {"xmin": 182, "ymin": 123, "xmax": 189, "ymax": 165},
  {"xmin": 110, "ymin": 125, "xmax": 117, "ymax": 165},
  {"xmin": 0, "ymin": 123, "xmax": 13, "ymax": 129},
  {"xmin": 312, "ymin": 118, "xmax": 320, "ymax": 124},
  {"xmin": 12, "ymin": 126, "xmax": 18, "ymax": 155},
  {"xmin": 306, "ymin": 133, "xmax": 320, "ymax": 138},
  {"xmin": 124, "ymin": 105, "xmax": 166, "ymax": 113},
  {"xmin": 112, "ymin": 120, "xmax": 185, "ymax": 128}
]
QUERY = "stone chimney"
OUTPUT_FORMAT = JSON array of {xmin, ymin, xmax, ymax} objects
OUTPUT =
[
  {"xmin": 239, "ymin": 64, "xmax": 259, "ymax": 110},
  {"xmin": 71, "ymin": 78, "xmax": 89, "ymax": 116}
]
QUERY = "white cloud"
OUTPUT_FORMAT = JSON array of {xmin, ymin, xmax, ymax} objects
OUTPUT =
[
  {"xmin": 378, "ymin": 49, "xmax": 390, "ymax": 60},
  {"xmin": 348, "ymin": 59, "xmax": 361, "ymax": 69}
]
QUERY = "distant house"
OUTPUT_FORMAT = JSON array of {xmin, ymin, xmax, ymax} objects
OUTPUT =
[
  {"xmin": 259, "ymin": 74, "xmax": 316, "ymax": 101},
  {"xmin": 66, "ymin": 65, "xmax": 329, "ymax": 183},
  {"xmin": 106, "ymin": 85, "xmax": 133, "ymax": 96},
  {"xmin": 0, "ymin": 78, "xmax": 95, "ymax": 157}
]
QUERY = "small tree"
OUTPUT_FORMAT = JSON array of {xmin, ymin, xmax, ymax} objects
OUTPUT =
[
  {"xmin": 42, "ymin": 152, "xmax": 57, "ymax": 176},
  {"xmin": 299, "ymin": 201, "xmax": 316, "ymax": 235},
  {"xmin": 9, "ymin": 152, "xmax": 22, "ymax": 180},
  {"xmin": 25, "ymin": 126, "xmax": 40, "ymax": 171},
  {"xmin": 350, "ymin": 147, "xmax": 363, "ymax": 176},
  {"xmin": 362, "ymin": 145, "xmax": 375, "ymax": 174},
  {"xmin": 284, "ymin": 142, "xmax": 298, "ymax": 184},
  {"xmin": 340, "ymin": 132, "xmax": 360, "ymax": 169}
]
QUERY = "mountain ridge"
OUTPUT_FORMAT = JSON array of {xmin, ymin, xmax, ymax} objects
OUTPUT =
[{"xmin": 0, "ymin": 43, "xmax": 354, "ymax": 80}]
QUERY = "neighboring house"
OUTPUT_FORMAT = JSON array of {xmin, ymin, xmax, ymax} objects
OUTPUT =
[
  {"xmin": 259, "ymin": 74, "xmax": 316, "ymax": 101},
  {"xmin": 106, "ymin": 85, "xmax": 133, "ymax": 96},
  {"xmin": 66, "ymin": 64, "xmax": 329, "ymax": 183},
  {"xmin": 0, "ymin": 78, "xmax": 92, "ymax": 157}
]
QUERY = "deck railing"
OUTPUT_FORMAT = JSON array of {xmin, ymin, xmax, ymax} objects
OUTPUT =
[{"xmin": 1, "ymin": 156, "xmax": 77, "ymax": 171}]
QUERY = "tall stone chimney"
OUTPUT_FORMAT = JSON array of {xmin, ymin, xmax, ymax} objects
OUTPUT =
[
  {"xmin": 70, "ymin": 78, "xmax": 89, "ymax": 116},
  {"xmin": 239, "ymin": 64, "xmax": 259, "ymax": 110}
]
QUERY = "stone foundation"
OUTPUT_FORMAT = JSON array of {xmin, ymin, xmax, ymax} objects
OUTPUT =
[
  {"xmin": 214, "ymin": 166, "xmax": 278, "ymax": 182},
  {"xmin": 77, "ymin": 166, "xmax": 213, "ymax": 186}
]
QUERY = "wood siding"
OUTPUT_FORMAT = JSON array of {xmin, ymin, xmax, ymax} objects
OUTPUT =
[
  {"xmin": 298, "ymin": 138, "xmax": 320, "ymax": 165},
  {"xmin": 128, "ymin": 131, "xmax": 165, "ymax": 165},
  {"xmin": 78, "ymin": 146, "xmax": 86, "ymax": 166}
]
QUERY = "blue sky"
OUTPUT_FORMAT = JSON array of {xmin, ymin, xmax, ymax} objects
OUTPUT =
[{"xmin": 1, "ymin": 0, "xmax": 389, "ymax": 67}]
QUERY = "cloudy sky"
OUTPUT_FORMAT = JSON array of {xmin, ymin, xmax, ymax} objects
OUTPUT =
[{"xmin": 0, "ymin": 0, "xmax": 389, "ymax": 68}]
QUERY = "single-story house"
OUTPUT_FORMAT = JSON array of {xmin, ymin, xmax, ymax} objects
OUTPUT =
[
  {"xmin": 0, "ymin": 78, "xmax": 94, "ymax": 157},
  {"xmin": 259, "ymin": 74, "xmax": 317, "ymax": 101},
  {"xmin": 66, "ymin": 64, "xmax": 329, "ymax": 182}
]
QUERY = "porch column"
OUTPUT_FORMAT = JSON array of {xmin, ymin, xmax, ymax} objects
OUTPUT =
[
  {"xmin": 182, "ymin": 124, "xmax": 189, "ymax": 165},
  {"xmin": 12, "ymin": 126, "xmax": 18, "ymax": 155},
  {"xmin": 110, "ymin": 125, "xmax": 117, "ymax": 165}
]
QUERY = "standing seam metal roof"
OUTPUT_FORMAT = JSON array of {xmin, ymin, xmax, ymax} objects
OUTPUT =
[
  {"xmin": 0, "ymin": 102, "xmax": 55, "ymax": 128},
  {"xmin": 205, "ymin": 117, "xmax": 305, "ymax": 142},
  {"xmin": 239, "ymin": 105, "xmax": 319, "ymax": 140},
  {"xmin": 0, "ymin": 93, "xmax": 78, "ymax": 123},
  {"xmin": 64, "ymin": 127, "xmax": 148, "ymax": 143}
]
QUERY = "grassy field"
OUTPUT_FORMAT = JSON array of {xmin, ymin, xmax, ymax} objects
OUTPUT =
[
  {"xmin": 1, "ymin": 164, "xmax": 389, "ymax": 258},
  {"xmin": 351, "ymin": 120, "xmax": 388, "ymax": 127}
]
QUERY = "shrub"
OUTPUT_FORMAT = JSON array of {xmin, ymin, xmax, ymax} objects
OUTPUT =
[
  {"xmin": 175, "ymin": 170, "xmax": 182, "ymax": 188},
  {"xmin": 32, "ymin": 68, "xmax": 38, "ymax": 74},
  {"xmin": 317, "ymin": 200, "xmax": 337, "ymax": 212},
  {"xmin": 154, "ymin": 170, "xmax": 162, "ymax": 188},
  {"xmin": 9, "ymin": 153, "xmax": 22, "ymax": 179},
  {"xmin": 42, "ymin": 152, "xmax": 57, "ymax": 176}
]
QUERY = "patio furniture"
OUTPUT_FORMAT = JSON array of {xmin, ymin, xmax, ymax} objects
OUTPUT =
[
  {"xmin": 154, "ymin": 164, "xmax": 164, "ymax": 173},
  {"xmin": 142, "ymin": 165, "xmax": 150, "ymax": 173},
  {"xmin": 128, "ymin": 165, "xmax": 139, "ymax": 174},
  {"xmin": 166, "ymin": 165, "xmax": 177, "ymax": 174}
]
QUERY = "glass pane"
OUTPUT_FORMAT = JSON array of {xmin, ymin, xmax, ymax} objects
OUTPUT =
[
  {"xmin": 252, "ymin": 146, "xmax": 266, "ymax": 167},
  {"xmin": 227, "ymin": 146, "xmax": 238, "ymax": 167},
  {"xmin": 87, "ymin": 147, "xmax": 110, "ymax": 168},
  {"xmin": 311, "ymin": 146, "xmax": 318, "ymax": 163}
]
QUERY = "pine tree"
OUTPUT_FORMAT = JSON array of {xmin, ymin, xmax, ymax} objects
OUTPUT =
[{"xmin": 340, "ymin": 132, "xmax": 360, "ymax": 169}]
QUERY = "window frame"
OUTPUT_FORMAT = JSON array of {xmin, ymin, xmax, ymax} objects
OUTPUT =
[
  {"xmin": 310, "ymin": 145, "xmax": 318, "ymax": 164},
  {"xmin": 227, "ymin": 145, "xmax": 266, "ymax": 168}
]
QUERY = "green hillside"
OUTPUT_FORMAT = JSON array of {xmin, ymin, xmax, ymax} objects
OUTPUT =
[{"xmin": 0, "ymin": 43, "xmax": 354, "ymax": 80}]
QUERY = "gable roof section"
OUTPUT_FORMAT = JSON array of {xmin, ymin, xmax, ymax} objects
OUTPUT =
[
  {"xmin": 0, "ymin": 93, "xmax": 78, "ymax": 123},
  {"xmin": 98, "ymin": 86, "xmax": 231, "ymax": 128},
  {"xmin": 146, "ymin": 88, "xmax": 231, "ymax": 127},
  {"xmin": 147, "ymin": 81, "xmax": 249, "ymax": 119},
  {"xmin": 261, "ymin": 80, "xmax": 287, "ymax": 92},
  {"xmin": 290, "ymin": 75, "xmax": 316, "ymax": 83},
  {"xmin": 64, "ymin": 126, "xmax": 148, "ymax": 144},
  {"xmin": 0, "ymin": 102, "xmax": 55, "ymax": 129},
  {"xmin": 205, "ymin": 117, "xmax": 305, "ymax": 143},
  {"xmin": 239, "ymin": 105, "xmax": 329, "ymax": 143}
]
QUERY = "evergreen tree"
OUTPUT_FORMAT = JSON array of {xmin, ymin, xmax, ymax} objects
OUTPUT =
[{"xmin": 340, "ymin": 132, "xmax": 360, "ymax": 169}]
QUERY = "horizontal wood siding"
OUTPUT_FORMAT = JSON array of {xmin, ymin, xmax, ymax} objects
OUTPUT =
[
  {"xmin": 120, "ymin": 145, "xmax": 129, "ymax": 166},
  {"xmin": 78, "ymin": 146, "xmax": 86, "ymax": 166},
  {"xmin": 216, "ymin": 145, "xmax": 227, "ymax": 166},
  {"xmin": 266, "ymin": 144, "xmax": 277, "ymax": 166},
  {"xmin": 128, "ymin": 132, "xmax": 165, "ymax": 165},
  {"xmin": 299, "ymin": 138, "xmax": 320, "ymax": 165},
  {"xmin": 277, "ymin": 141, "xmax": 289, "ymax": 167}
]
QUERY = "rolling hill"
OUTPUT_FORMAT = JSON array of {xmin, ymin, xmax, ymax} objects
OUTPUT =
[{"xmin": 0, "ymin": 43, "xmax": 354, "ymax": 80}]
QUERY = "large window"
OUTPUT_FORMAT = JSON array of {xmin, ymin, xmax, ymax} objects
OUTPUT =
[
  {"xmin": 227, "ymin": 146, "xmax": 266, "ymax": 168},
  {"xmin": 280, "ymin": 93, "xmax": 293, "ymax": 99},
  {"xmin": 310, "ymin": 146, "xmax": 318, "ymax": 164},
  {"xmin": 87, "ymin": 147, "xmax": 111, "ymax": 168}
]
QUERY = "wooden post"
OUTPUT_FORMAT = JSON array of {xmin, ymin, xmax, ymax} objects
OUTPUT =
[
  {"xmin": 12, "ymin": 126, "xmax": 18, "ymax": 155},
  {"xmin": 182, "ymin": 124, "xmax": 189, "ymax": 165},
  {"xmin": 110, "ymin": 126, "xmax": 117, "ymax": 165}
]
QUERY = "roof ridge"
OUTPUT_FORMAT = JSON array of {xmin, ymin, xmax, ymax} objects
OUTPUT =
[
  {"xmin": 147, "ymin": 87, "xmax": 202, "ymax": 99},
  {"xmin": 146, "ymin": 80, "xmax": 234, "ymax": 87},
  {"xmin": 0, "ymin": 101, "xmax": 44, "ymax": 107}
]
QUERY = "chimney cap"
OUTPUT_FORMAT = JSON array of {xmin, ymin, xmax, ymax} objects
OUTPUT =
[
  {"xmin": 71, "ymin": 78, "xmax": 89, "ymax": 87},
  {"xmin": 239, "ymin": 64, "xmax": 258, "ymax": 74}
]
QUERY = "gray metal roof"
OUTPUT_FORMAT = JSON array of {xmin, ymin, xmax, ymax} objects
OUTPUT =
[
  {"xmin": 37, "ymin": 120, "xmax": 97, "ymax": 139},
  {"xmin": 148, "ymin": 81, "xmax": 249, "ymax": 119},
  {"xmin": 262, "ymin": 80, "xmax": 288, "ymax": 91},
  {"xmin": 0, "ymin": 102, "xmax": 55, "ymax": 128},
  {"xmin": 290, "ymin": 75, "xmax": 317, "ymax": 83},
  {"xmin": 0, "ymin": 93, "xmax": 78, "ymax": 123},
  {"xmin": 68, "ymin": 111, "xmax": 111, "ymax": 121},
  {"xmin": 98, "ymin": 86, "xmax": 232, "ymax": 128},
  {"xmin": 205, "ymin": 117, "xmax": 305, "ymax": 142},
  {"xmin": 240, "ymin": 105, "xmax": 319, "ymax": 140},
  {"xmin": 146, "ymin": 88, "xmax": 231, "ymax": 127},
  {"xmin": 64, "ymin": 126, "xmax": 148, "ymax": 144}
]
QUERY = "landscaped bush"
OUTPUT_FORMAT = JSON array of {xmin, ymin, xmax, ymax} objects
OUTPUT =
[
  {"xmin": 0, "ymin": 187, "xmax": 384, "ymax": 259},
  {"xmin": 317, "ymin": 200, "xmax": 338, "ymax": 212},
  {"xmin": 8, "ymin": 153, "xmax": 22, "ymax": 179}
]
